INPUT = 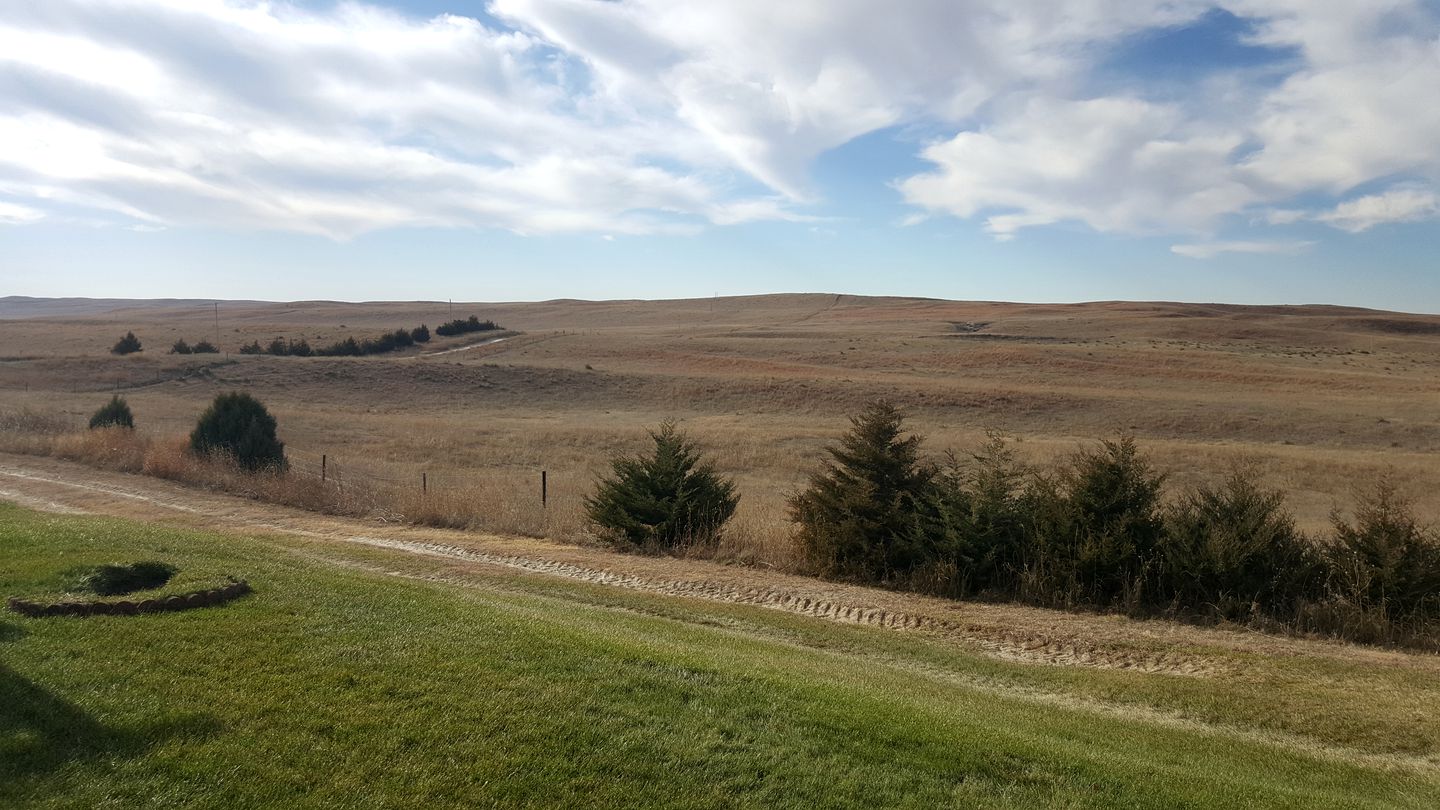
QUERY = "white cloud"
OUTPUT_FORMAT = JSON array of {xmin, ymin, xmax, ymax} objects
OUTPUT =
[
  {"xmin": 493, "ymin": 0, "xmax": 1212, "ymax": 199},
  {"xmin": 1316, "ymin": 188, "xmax": 1439, "ymax": 232},
  {"xmin": 0, "ymin": 200, "xmax": 45, "ymax": 225},
  {"xmin": 1261, "ymin": 186, "xmax": 1439, "ymax": 232},
  {"xmin": 1170, "ymin": 239, "xmax": 1313, "ymax": 259},
  {"xmin": 0, "ymin": 0, "xmax": 1436, "ymax": 247},
  {"xmin": 898, "ymin": 96, "xmax": 1254, "ymax": 238},
  {"xmin": 891, "ymin": 0, "xmax": 1440, "ymax": 239},
  {"xmin": 0, "ymin": 0, "xmax": 795, "ymax": 237}
]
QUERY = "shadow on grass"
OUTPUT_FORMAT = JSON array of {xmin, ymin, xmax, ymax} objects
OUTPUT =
[
  {"xmin": 0, "ymin": 663, "xmax": 220, "ymax": 790},
  {"xmin": 0, "ymin": 620, "xmax": 26, "ymax": 644}
]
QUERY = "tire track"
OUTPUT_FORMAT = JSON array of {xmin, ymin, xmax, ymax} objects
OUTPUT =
[
  {"xmin": 0, "ymin": 459, "xmax": 1228, "ymax": 677},
  {"xmin": 339, "ymin": 536, "xmax": 1228, "ymax": 676}
]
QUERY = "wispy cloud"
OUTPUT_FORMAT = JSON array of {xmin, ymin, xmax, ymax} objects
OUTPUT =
[
  {"xmin": 1316, "ymin": 188, "xmax": 1439, "ymax": 233},
  {"xmin": 1170, "ymin": 240, "xmax": 1314, "ymax": 259},
  {"xmin": 0, "ymin": 0, "xmax": 1437, "ymax": 247},
  {"xmin": 0, "ymin": 200, "xmax": 45, "ymax": 225}
]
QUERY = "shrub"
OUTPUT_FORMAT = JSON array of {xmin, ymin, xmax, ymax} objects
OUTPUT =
[
  {"xmin": 1162, "ymin": 465, "xmax": 1321, "ymax": 620},
  {"xmin": 190, "ymin": 392, "xmax": 285, "ymax": 470},
  {"xmin": 586, "ymin": 421, "xmax": 738, "ymax": 550},
  {"xmin": 88, "ymin": 395, "xmax": 134, "ymax": 430},
  {"xmin": 170, "ymin": 339, "xmax": 193, "ymax": 355},
  {"xmin": 1324, "ymin": 478, "xmax": 1440, "ymax": 625},
  {"xmin": 192, "ymin": 340, "xmax": 219, "ymax": 354},
  {"xmin": 790, "ymin": 401, "xmax": 935, "ymax": 582},
  {"xmin": 77, "ymin": 561, "xmax": 177, "ymax": 596},
  {"xmin": 435, "ymin": 315, "xmax": 499, "ymax": 337},
  {"xmin": 411, "ymin": 324, "xmax": 431, "ymax": 343},
  {"xmin": 1043, "ymin": 436, "xmax": 1166, "ymax": 608},
  {"xmin": 238, "ymin": 341, "xmax": 263, "ymax": 355},
  {"xmin": 266, "ymin": 337, "xmax": 289, "ymax": 356},
  {"xmin": 111, "ymin": 332, "xmax": 142, "ymax": 355},
  {"xmin": 925, "ymin": 432, "xmax": 1028, "ymax": 596},
  {"xmin": 288, "ymin": 338, "xmax": 312, "ymax": 357}
]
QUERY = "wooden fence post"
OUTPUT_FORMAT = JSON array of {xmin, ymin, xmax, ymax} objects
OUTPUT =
[
  {"xmin": 541, "ymin": 470, "xmax": 547, "ymax": 508},
  {"xmin": 321, "ymin": 454, "xmax": 327, "ymax": 482},
  {"xmin": 422, "ymin": 472, "xmax": 427, "ymax": 494}
]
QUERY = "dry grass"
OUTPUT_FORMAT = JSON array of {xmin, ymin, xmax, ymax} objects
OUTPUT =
[
  {"xmin": 2, "ymin": 294, "xmax": 1438, "ymax": 569},
  {"xmin": 53, "ymin": 427, "xmax": 150, "ymax": 473}
]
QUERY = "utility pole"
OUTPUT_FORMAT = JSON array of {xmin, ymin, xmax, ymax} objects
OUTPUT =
[{"xmin": 213, "ymin": 302, "xmax": 220, "ymax": 346}]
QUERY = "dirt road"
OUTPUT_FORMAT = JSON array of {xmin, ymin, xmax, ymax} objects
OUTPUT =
[{"xmin": 1, "ymin": 452, "xmax": 1434, "ymax": 680}]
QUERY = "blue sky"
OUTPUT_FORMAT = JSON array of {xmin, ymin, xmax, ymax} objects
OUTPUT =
[{"xmin": 1, "ymin": 1, "xmax": 1437, "ymax": 311}]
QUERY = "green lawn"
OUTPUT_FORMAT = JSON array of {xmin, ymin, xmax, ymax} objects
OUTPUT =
[{"xmin": 2, "ymin": 502, "xmax": 1436, "ymax": 808}]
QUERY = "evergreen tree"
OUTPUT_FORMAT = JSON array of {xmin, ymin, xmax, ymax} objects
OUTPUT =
[
  {"xmin": 111, "ymin": 332, "xmax": 142, "ymax": 355},
  {"xmin": 585, "ymin": 421, "xmax": 738, "ymax": 549},
  {"xmin": 190, "ymin": 392, "xmax": 285, "ymax": 470},
  {"xmin": 88, "ymin": 395, "xmax": 135, "ymax": 429},
  {"xmin": 789, "ymin": 401, "xmax": 935, "ymax": 581}
]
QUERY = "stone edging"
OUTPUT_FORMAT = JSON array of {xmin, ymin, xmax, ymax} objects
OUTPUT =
[{"xmin": 6, "ymin": 581, "xmax": 251, "ymax": 617}]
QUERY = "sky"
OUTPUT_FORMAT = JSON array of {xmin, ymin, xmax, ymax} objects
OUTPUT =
[{"xmin": 0, "ymin": 1, "xmax": 1438, "ymax": 311}]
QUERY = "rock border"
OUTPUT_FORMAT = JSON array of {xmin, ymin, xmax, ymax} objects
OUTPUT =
[{"xmin": 6, "ymin": 581, "xmax": 251, "ymax": 618}]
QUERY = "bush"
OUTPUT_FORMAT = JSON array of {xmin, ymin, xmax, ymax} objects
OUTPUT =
[
  {"xmin": 924, "ymin": 432, "xmax": 1028, "ymax": 596},
  {"xmin": 790, "ymin": 401, "xmax": 935, "ymax": 582},
  {"xmin": 88, "ymin": 395, "xmax": 134, "ymax": 430},
  {"xmin": 111, "ymin": 332, "xmax": 142, "ymax": 355},
  {"xmin": 266, "ymin": 337, "xmax": 289, "ymax": 356},
  {"xmin": 1162, "ymin": 465, "xmax": 1321, "ymax": 620},
  {"xmin": 288, "ymin": 338, "xmax": 312, "ymax": 357},
  {"xmin": 411, "ymin": 324, "xmax": 431, "ymax": 343},
  {"xmin": 77, "ymin": 561, "xmax": 177, "ymax": 596},
  {"xmin": 316, "ymin": 336, "xmax": 360, "ymax": 356},
  {"xmin": 170, "ymin": 339, "xmax": 193, "ymax": 355},
  {"xmin": 585, "ymin": 421, "xmax": 738, "ymax": 550},
  {"xmin": 192, "ymin": 340, "xmax": 219, "ymax": 354},
  {"xmin": 1023, "ymin": 436, "xmax": 1166, "ymax": 609},
  {"xmin": 190, "ymin": 392, "xmax": 285, "ymax": 471},
  {"xmin": 238, "ymin": 341, "xmax": 263, "ymax": 355},
  {"xmin": 435, "ymin": 315, "xmax": 499, "ymax": 337},
  {"xmin": 1325, "ymin": 478, "xmax": 1440, "ymax": 626}
]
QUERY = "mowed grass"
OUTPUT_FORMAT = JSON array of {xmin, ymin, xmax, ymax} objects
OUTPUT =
[{"xmin": 2, "ymin": 504, "xmax": 1437, "ymax": 809}]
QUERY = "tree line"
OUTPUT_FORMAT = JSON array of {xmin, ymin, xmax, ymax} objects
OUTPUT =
[
  {"xmin": 82, "ymin": 391, "xmax": 1439, "ymax": 647},
  {"xmin": 110, "ymin": 316, "xmax": 501, "ymax": 358},
  {"xmin": 587, "ymin": 401, "xmax": 1440, "ymax": 647}
]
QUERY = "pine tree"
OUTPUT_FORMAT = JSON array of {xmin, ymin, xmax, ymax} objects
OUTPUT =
[
  {"xmin": 111, "ymin": 332, "xmax": 142, "ymax": 355},
  {"xmin": 789, "ymin": 401, "xmax": 934, "ymax": 581},
  {"xmin": 585, "ymin": 421, "xmax": 738, "ymax": 550},
  {"xmin": 190, "ymin": 392, "xmax": 285, "ymax": 470},
  {"xmin": 88, "ymin": 395, "xmax": 135, "ymax": 429}
]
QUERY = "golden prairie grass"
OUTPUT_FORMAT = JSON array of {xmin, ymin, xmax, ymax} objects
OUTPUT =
[
  {"xmin": 53, "ymin": 427, "xmax": 150, "ymax": 472},
  {"xmin": 2, "ymin": 295, "xmax": 1438, "ymax": 570}
]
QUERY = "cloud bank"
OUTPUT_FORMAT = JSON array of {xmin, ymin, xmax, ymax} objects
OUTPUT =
[{"xmin": 0, "ymin": 0, "xmax": 1436, "ymax": 244}]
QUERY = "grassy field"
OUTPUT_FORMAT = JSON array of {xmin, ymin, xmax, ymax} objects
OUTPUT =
[
  {"xmin": 1, "ymin": 294, "xmax": 1438, "ymax": 567},
  {"xmin": 3, "ymin": 503, "xmax": 1439, "ymax": 808}
]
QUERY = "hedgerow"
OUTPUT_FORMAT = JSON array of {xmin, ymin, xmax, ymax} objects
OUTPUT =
[{"xmin": 792, "ymin": 401, "xmax": 1440, "ymax": 647}]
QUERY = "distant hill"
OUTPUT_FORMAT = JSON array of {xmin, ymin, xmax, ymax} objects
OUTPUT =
[{"xmin": 0, "ymin": 296, "xmax": 267, "ymax": 320}]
